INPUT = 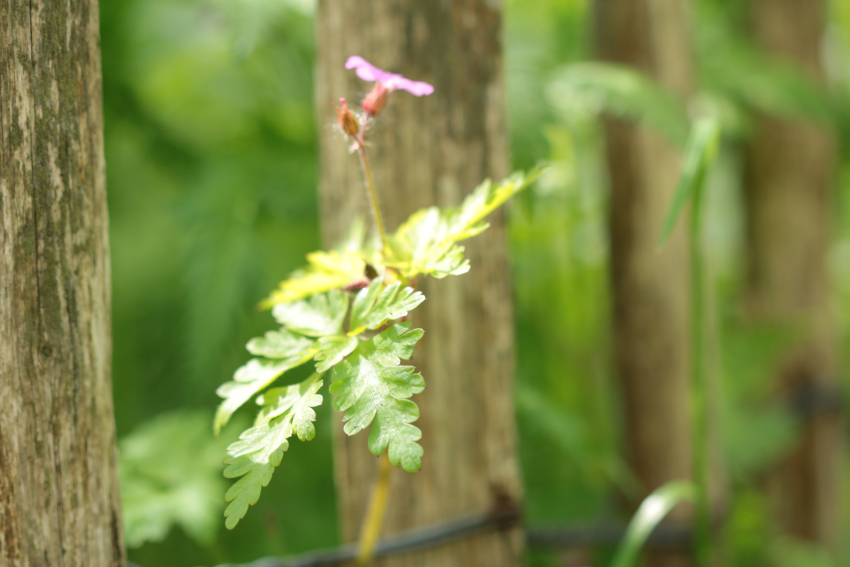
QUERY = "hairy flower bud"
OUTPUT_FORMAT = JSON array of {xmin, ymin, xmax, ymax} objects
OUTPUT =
[
  {"xmin": 336, "ymin": 98, "xmax": 359, "ymax": 137},
  {"xmin": 362, "ymin": 83, "xmax": 390, "ymax": 116}
]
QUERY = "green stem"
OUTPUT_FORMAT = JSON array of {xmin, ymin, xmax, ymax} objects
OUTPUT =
[
  {"xmin": 357, "ymin": 143, "xmax": 389, "ymax": 251},
  {"xmin": 356, "ymin": 453, "xmax": 392, "ymax": 567},
  {"xmin": 691, "ymin": 182, "xmax": 711, "ymax": 567}
]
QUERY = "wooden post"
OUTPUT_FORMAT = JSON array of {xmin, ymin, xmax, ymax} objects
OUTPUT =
[
  {"xmin": 745, "ymin": 0, "xmax": 841, "ymax": 549},
  {"xmin": 0, "ymin": 0, "xmax": 124, "ymax": 566},
  {"xmin": 315, "ymin": 1, "xmax": 523, "ymax": 565},
  {"xmin": 595, "ymin": 1, "xmax": 694, "ymax": 565}
]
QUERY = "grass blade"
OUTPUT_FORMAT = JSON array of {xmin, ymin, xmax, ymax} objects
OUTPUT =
[
  {"xmin": 657, "ymin": 118, "xmax": 721, "ymax": 248},
  {"xmin": 610, "ymin": 481, "xmax": 696, "ymax": 567}
]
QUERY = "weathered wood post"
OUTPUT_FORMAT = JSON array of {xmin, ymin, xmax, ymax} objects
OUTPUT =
[
  {"xmin": 595, "ymin": 0, "xmax": 694, "ymax": 565},
  {"xmin": 746, "ymin": 0, "xmax": 841, "ymax": 549},
  {"xmin": 1, "ymin": 0, "xmax": 124, "ymax": 565}
]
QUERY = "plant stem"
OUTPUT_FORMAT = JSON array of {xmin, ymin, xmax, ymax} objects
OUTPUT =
[
  {"xmin": 690, "ymin": 179, "xmax": 712, "ymax": 567},
  {"xmin": 357, "ymin": 143, "xmax": 389, "ymax": 251},
  {"xmin": 356, "ymin": 453, "xmax": 392, "ymax": 567}
]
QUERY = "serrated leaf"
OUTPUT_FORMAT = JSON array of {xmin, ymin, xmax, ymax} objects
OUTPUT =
[
  {"xmin": 349, "ymin": 278, "xmax": 426, "ymax": 334},
  {"xmin": 329, "ymin": 324, "xmax": 425, "ymax": 471},
  {"xmin": 260, "ymin": 250, "xmax": 366, "ymax": 308},
  {"xmin": 385, "ymin": 169, "xmax": 541, "ymax": 279},
  {"xmin": 214, "ymin": 350, "xmax": 314, "ymax": 434},
  {"xmin": 314, "ymin": 335, "xmax": 359, "ymax": 373},
  {"xmin": 246, "ymin": 329, "xmax": 313, "ymax": 358},
  {"xmin": 367, "ymin": 398, "xmax": 423, "ymax": 472},
  {"xmin": 223, "ymin": 375, "xmax": 323, "ymax": 529},
  {"xmin": 256, "ymin": 374, "xmax": 324, "ymax": 441},
  {"xmin": 222, "ymin": 419, "xmax": 290, "ymax": 530},
  {"xmin": 272, "ymin": 289, "xmax": 348, "ymax": 337}
]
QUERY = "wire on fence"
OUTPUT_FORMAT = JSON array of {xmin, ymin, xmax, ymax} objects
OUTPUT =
[
  {"xmin": 126, "ymin": 508, "xmax": 693, "ymax": 567},
  {"xmin": 124, "ymin": 383, "xmax": 843, "ymax": 567}
]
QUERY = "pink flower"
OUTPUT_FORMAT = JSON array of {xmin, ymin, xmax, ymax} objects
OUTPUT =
[{"xmin": 345, "ymin": 56, "xmax": 434, "ymax": 97}]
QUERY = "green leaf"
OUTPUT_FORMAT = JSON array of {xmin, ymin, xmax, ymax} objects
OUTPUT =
[
  {"xmin": 700, "ymin": 40, "xmax": 835, "ymax": 125},
  {"xmin": 385, "ymin": 169, "xmax": 541, "ymax": 279},
  {"xmin": 222, "ymin": 420, "xmax": 290, "ymax": 530},
  {"xmin": 256, "ymin": 373, "xmax": 324, "ymax": 440},
  {"xmin": 260, "ymin": 250, "xmax": 366, "ymax": 308},
  {"xmin": 214, "ymin": 349, "xmax": 314, "ymax": 434},
  {"xmin": 246, "ymin": 329, "xmax": 313, "ymax": 358},
  {"xmin": 548, "ymin": 62, "xmax": 690, "ymax": 146},
  {"xmin": 120, "ymin": 410, "xmax": 232, "ymax": 548},
  {"xmin": 329, "ymin": 324, "xmax": 425, "ymax": 472},
  {"xmin": 349, "ymin": 278, "xmax": 426, "ymax": 334},
  {"xmin": 313, "ymin": 335, "xmax": 359, "ymax": 373},
  {"xmin": 272, "ymin": 289, "xmax": 348, "ymax": 337},
  {"xmin": 387, "ymin": 207, "xmax": 471, "ymax": 278},
  {"xmin": 223, "ymin": 375, "xmax": 323, "ymax": 529},
  {"xmin": 611, "ymin": 481, "xmax": 696, "ymax": 567},
  {"xmin": 658, "ymin": 117, "xmax": 721, "ymax": 247}
]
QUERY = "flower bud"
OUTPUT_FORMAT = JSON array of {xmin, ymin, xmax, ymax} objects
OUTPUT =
[
  {"xmin": 336, "ymin": 98, "xmax": 359, "ymax": 137},
  {"xmin": 362, "ymin": 83, "xmax": 390, "ymax": 116},
  {"xmin": 343, "ymin": 277, "xmax": 370, "ymax": 292}
]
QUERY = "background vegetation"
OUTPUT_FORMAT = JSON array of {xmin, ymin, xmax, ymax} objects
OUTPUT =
[{"xmin": 102, "ymin": 0, "xmax": 850, "ymax": 565}]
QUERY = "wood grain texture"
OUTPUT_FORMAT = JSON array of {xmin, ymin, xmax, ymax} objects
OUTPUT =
[
  {"xmin": 0, "ymin": 0, "xmax": 124, "ymax": 565},
  {"xmin": 746, "ymin": 0, "xmax": 841, "ymax": 548},
  {"xmin": 316, "ymin": 1, "xmax": 523, "ymax": 565},
  {"xmin": 595, "ymin": 1, "xmax": 694, "ymax": 565}
]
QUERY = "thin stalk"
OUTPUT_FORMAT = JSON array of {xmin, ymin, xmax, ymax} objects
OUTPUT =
[
  {"xmin": 690, "ymin": 185, "xmax": 711, "ymax": 567},
  {"xmin": 357, "ymin": 143, "xmax": 389, "ymax": 251},
  {"xmin": 356, "ymin": 453, "xmax": 393, "ymax": 567}
]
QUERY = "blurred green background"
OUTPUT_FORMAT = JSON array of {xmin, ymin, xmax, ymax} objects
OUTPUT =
[{"xmin": 101, "ymin": 0, "xmax": 850, "ymax": 565}]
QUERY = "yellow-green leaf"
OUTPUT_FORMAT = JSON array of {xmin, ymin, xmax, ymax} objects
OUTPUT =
[
  {"xmin": 260, "ymin": 250, "xmax": 366, "ymax": 308},
  {"xmin": 385, "ymin": 168, "xmax": 542, "ymax": 279}
]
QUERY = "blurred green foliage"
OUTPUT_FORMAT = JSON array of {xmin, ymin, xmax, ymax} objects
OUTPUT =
[
  {"xmin": 104, "ymin": 0, "xmax": 850, "ymax": 565},
  {"xmin": 120, "ymin": 410, "xmax": 235, "ymax": 548},
  {"xmin": 102, "ymin": 0, "xmax": 334, "ymax": 563}
]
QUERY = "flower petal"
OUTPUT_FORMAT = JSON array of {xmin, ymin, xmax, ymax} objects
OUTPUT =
[
  {"xmin": 383, "ymin": 76, "xmax": 435, "ymax": 96},
  {"xmin": 345, "ymin": 55, "xmax": 391, "ymax": 83},
  {"xmin": 345, "ymin": 55, "xmax": 434, "ymax": 97},
  {"xmin": 344, "ymin": 55, "xmax": 369, "ymax": 70}
]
